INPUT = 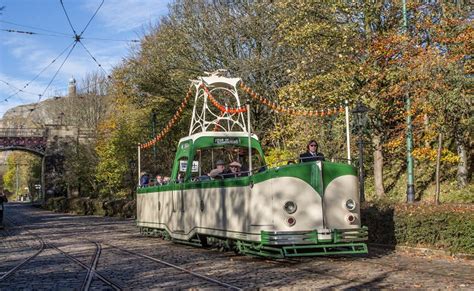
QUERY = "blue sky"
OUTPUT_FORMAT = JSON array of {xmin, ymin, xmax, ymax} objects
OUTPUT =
[{"xmin": 0, "ymin": 0, "xmax": 171, "ymax": 117}]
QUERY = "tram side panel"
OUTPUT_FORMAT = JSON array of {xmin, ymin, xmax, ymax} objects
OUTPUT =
[
  {"xmin": 322, "ymin": 163, "xmax": 361, "ymax": 230},
  {"xmin": 270, "ymin": 176, "xmax": 324, "ymax": 232},
  {"xmin": 249, "ymin": 178, "xmax": 274, "ymax": 231},
  {"xmin": 195, "ymin": 185, "xmax": 251, "ymax": 239}
]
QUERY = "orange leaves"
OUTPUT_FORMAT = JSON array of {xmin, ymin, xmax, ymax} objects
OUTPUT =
[{"xmin": 239, "ymin": 81, "xmax": 345, "ymax": 118}]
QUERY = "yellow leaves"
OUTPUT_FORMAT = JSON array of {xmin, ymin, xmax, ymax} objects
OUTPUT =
[
  {"xmin": 386, "ymin": 137, "xmax": 404, "ymax": 151},
  {"xmin": 412, "ymin": 147, "xmax": 460, "ymax": 163}
]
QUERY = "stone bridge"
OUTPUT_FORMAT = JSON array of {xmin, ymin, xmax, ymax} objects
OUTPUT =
[{"xmin": 0, "ymin": 125, "xmax": 95, "ymax": 200}]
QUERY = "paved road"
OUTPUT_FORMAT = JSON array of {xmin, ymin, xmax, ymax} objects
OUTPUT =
[{"xmin": 0, "ymin": 203, "xmax": 472, "ymax": 289}]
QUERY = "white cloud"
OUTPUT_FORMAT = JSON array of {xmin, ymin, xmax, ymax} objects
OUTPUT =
[{"xmin": 83, "ymin": 0, "xmax": 169, "ymax": 33}]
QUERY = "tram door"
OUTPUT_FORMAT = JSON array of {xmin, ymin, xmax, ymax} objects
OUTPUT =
[
  {"xmin": 172, "ymin": 185, "xmax": 185, "ymax": 232},
  {"xmin": 172, "ymin": 158, "xmax": 187, "ymax": 232}
]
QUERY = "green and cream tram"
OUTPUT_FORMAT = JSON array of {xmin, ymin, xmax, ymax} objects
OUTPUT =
[{"xmin": 137, "ymin": 72, "xmax": 367, "ymax": 258}]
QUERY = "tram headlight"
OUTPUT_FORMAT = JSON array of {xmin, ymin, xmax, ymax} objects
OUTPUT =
[
  {"xmin": 345, "ymin": 199, "xmax": 356, "ymax": 211},
  {"xmin": 283, "ymin": 201, "xmax": 297, "ymax": 214}
]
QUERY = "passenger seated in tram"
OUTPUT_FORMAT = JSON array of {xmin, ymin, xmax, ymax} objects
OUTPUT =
[
  {"xmin": 207, "ymin": 159, "xmax": 225, "ymax": 180},
  {"xmin": 177, "ymin": 172, "xmax": 184, "ymax": 183},
  {"xmin": 299, "ymin": 140, "xmax": 325, "ymax": 163},
  {"xmin": 223, "ymin": 161, "xmax": 244, "ymax": 178},
  {"xmin": 209, "ymin": 169, "xmax": 223, "ymax": 180},
  {"xmin": 140, "ymin": 172, "xmax": 150, "ymax": 187},
  {"xmin": 155, "ymin": 175, "xmax": 164, "ymax": 186}
]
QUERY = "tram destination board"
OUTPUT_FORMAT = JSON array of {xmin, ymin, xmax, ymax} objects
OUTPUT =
[{"xmin": 214, "ymin": 137, "xmax": 239, "ymax": 145}]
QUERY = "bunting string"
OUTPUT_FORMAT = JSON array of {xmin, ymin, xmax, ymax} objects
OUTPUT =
[
  {"xmin": 140, "ymin": 88, "xmax": 193, "ymax": 149},
  {"xmin": 140, "ymin": 81, "xmax": 350, "ymax": 150},
  {"xmin": 201, "ymin": 84, "xmax": 247, "ymax": 114}
]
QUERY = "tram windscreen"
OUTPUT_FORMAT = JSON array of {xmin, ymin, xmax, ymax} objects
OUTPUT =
[{"xmin": 190, "ymin": 146, "xmax": 264, "ymax": 181}]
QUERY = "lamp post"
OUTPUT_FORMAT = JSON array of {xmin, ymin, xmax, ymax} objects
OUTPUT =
[{"xmin": 352, "ymin": 102, "xmax": 369, "ymax": 202}]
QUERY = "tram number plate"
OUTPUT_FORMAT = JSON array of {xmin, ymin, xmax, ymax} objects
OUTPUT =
[{"xmin": 214, "ymin": 137, "xmax": 239, "ymax": 145}]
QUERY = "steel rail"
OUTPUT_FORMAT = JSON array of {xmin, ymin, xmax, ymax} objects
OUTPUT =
[
  {"xmin": 81, "ymin": 242, "xmax": 102, "ymax": 291},
  {"xmin": 2, "ymin": 216, "xmax": 122, "ymax": 290},
  {"xmin": 0, "ymin": 218, "xmax": 46, "ymax": 281},
  {"xmin": 47, "ymin": 243, "xmax": 122, "ymax": 291},
  {"xmin": 102, "ymin": 242, "xmax": 242, "ymax": 291}
]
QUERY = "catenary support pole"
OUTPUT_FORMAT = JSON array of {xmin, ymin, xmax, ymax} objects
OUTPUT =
[
  {"xmin": 403, "ymin": 0, "xmax": 415, "ymax": 203},
  {"xmin": 138, "ymin": 145, "xmax": 141, "ymax": 186},
  {"xmin": 247, "ymin": 101, "xmax": 252, "ymax": 176},
  {"xmin": 345, "ymin": 100, "xmax": 351, "ymax": 164}
]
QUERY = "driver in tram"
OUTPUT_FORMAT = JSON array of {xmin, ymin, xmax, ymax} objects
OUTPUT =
[{"xmin": 299, "ymin": 140, "xmax": 325, "ymax": 163}]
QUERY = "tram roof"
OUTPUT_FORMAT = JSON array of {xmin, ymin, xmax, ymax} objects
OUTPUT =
[{"xmin": 178, "ymin": 131, "xmax": 259, "ymax": 144}]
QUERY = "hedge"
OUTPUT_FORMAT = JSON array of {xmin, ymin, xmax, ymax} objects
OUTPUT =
[
  {"xmin": 362, "ymin": 202, "xmax": 474, "ymax": 254},
  {"xmin": 45, "ymin": 197, "xmax": 136, "ymax": 218}
]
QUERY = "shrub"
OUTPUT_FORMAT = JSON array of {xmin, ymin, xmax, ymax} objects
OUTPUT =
[
  {"xmin": 122, "ymin": 200, "xmax": 136, "ymax": 218},
  {"xmin": 91, "ymin": 200, "xmax": 106, "ymax": 216},
  {"xmin": 46, "ymin": 197, "xmax": 67, "ymax": 212},
  {"xmin": 362, "ymin": 202, "xmax": 474, "ymax": 254}
]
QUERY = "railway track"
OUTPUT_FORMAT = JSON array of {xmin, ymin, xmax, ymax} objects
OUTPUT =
[
  {"xmin": 100, "ymin": 242, "xmax": 242, "ymax": 290},
  {"xmin": 0, "ymin": 230, "xmax": 45, "ymax": 281},
  {"xmin": 3, "ymin": 211, "xmax": 242, "ymax": 290},
  {"xmin": 3, "ymin": 204, "xmax": 471, "ymax": 289},
  {"xmin": 0, "ymin": 217, "xmax": 122, "ymax": 290}
]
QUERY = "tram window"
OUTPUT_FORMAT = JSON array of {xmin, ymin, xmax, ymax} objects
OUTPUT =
[
  {"xmin": 191, "ymin": 149, "xmax": 215, "ymax": 181},
  {"xmin": 175, "ymin": 157, "xmax": 188, "ymax": 183},
  {"xmin": 190, "ymin": 146, "xmax": 265, "ymax": 180}
]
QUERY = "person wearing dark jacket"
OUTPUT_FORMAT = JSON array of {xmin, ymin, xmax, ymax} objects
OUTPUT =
[
  {"xmin": 299, "ymin": 140, "xmax": 325, "ymax": 163},
  {"xmin": 0, "ymin": 192, "xmax": 7, "ymax": 228}
]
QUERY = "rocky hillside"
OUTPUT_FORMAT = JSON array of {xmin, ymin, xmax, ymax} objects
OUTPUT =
[{"xmin": 0, "ymin": 97, "xmax": 66, "ymax": 128}]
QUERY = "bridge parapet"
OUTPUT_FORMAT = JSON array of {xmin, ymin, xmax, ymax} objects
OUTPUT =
[{"xmin": 0, "ymin": 128, "xmax": 48, "ymax": 137}]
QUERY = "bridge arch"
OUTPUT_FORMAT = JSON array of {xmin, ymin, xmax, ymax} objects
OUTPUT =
[
  {"xmin": 0, "ymin": 147, "xmax": 46, "ymax": 157},
  {"xmin": 0, "ymin": 128, "xmax": 49, "ymax": 201}
]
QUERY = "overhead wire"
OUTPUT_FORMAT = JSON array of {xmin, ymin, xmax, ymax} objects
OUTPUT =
[
  {"xmin": 38, "ymin": 41, "xmax": 78, "ymax": 101},
  {"xmin": 59, "ymin": 0, "xmax": 78, "ymax": 35},
  {"xmin": 2, "ymin": 40, "xmax": 76, "ymax": 102},
  {"xmin": 78, "ymin": 0, "xmax": 104, "ymax": 37},
  {"xmin": 77, "ymin": 41, "xmax": 108, "ymax": 76},
  {"xmin": 1, "ymin": 28, "xmax": 139, "ymax": 43},
  {"xmin": 81, "ymin": 36, "xmax": 140, "ymax": 43},
  {"xmin": 25, "ymin": 41, "xmax": 78, "ymax": 121},
  {"xmin": 1, "ymin": 0, "xmax": 113, "ymax": 108},
  {"xmin": 0, "ymin": 20, "xmax": 70, "ymax": 36},
  {"xmin": 0, "ymin": 80, "xmax": 39, "ymax": 96},
  {"xmin": 2, "ymin": 0, "xmax": 107, "ymax": 104},
  {"xmin": 0, "ymin": 28, "xmax": 73, "ymax": 39}
]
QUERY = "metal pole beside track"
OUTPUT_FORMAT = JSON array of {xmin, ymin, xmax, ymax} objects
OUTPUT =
[
  {"xmin": 402, "ymin": 0, "xmax": 415, "ymax": 203},
  {"xmin": 138, "ymin": 144, "xmax": 141, "ymax": 186},
  {"xmin": 246, "ymin": 100, "xmax": 252, "ymax": 176},
  {"xmin": 345, "ymin": 100, "xmax": 351, "ymax": 164}
]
